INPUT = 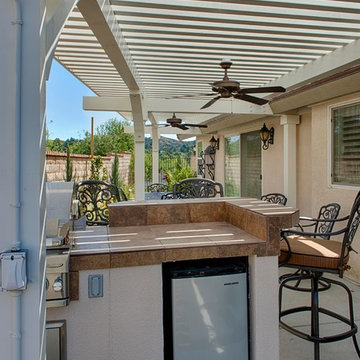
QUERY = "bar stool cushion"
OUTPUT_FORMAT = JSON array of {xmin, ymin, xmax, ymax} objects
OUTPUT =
[{"xmin": 280, "ymin": 235, "xmax": 349, "ymax": 270}]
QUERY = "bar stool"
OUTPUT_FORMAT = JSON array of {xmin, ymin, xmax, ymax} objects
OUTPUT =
[{"xmin": 279, "ymin": 191, "xmax": 360, "ymax": 360}]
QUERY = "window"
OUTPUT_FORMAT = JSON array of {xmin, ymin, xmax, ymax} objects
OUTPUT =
[{"xmin": 332, "ymin": 102, "xmax": 360, "ymax": 187}]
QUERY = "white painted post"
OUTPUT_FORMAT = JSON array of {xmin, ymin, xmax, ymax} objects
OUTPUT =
[
  {"xmin": 249, "ymin": 256, "xmax": 279, "ymax": 360},
  {"xmin": 152, "ymin": 125, "xmax": 159, "ymax": 184},
  {"xmin": 134, "ymin": 139, "xmax": 145, "ymax": 200},
  {"xmin": 130, "ymin": 93, "xmax": 146, "ymax": 201},
  {"xmin": 281, "ymin": 115, "xmax": 300, "ymax": 207},
  {"xmin": 1, "ymin": 1, "xmax": 49, "ymax": 359}
]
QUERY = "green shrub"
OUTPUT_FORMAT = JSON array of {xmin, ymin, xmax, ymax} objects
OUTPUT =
[{"xmin": 164, "ymin": 160, "xmax": 196, "ymax": 190}]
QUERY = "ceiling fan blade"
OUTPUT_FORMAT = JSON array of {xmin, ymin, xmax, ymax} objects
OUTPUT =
[
  {"xmin": 200, "ymin": 96, "xmax": 221, "ymax": 109},
  {"xmin": 176, "ymin": 124, "xmax": 189, "ymax": 130},
  {"xmin": 234, "ymin": 93, "xmax": 269, "ymax": 105},
  {"xmin": 239, "ymin": 86, "xmax": 286, "ymax": 94},
  {"xmin": 182, "ymin": 123, "xmax": 208, "ymax": 128},
  {"xmin": 167, "ymin": 93, "xmax": 216, "ymax": 99}
]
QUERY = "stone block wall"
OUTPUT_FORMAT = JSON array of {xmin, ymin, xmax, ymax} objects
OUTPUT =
[{"xmin": 46, "ymin": 151, "xmax": 131, "ymax": 184}]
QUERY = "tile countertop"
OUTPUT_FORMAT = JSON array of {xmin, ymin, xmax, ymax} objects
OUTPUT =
[
  {"xmin": 69, "ymin": 197, "xmax": 299, "ymax": 270},
  {"xmin": 68, "ymin": 198, "xmax": 298, "ymax": 300}
]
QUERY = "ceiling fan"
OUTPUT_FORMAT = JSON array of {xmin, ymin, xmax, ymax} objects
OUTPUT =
[
  {"xmin": 162, "ymin": 113, "xmax": 208, "ymax": 131},
  {"xmin": 172, "ymin": 59, "xmax": 286, "ymax": 109}
]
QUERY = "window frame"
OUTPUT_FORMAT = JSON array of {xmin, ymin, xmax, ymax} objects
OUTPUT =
[{"xmin": 328, "ymin": 99, "xmax": 360, "ymax": 190}]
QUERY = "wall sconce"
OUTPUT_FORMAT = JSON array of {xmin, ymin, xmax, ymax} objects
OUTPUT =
[
  {"xmin": 209, "ymin": 136, "xmax": 219, "ymax": 150},
  {"xmin": 259, "ymin": 123, "xmax": 274, "ymax": 150}
]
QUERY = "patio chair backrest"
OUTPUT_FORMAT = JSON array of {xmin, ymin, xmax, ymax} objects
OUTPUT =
[
  {"xmin": 147, "ymin": 183, "xmax": 169, "ymax": 193},
  {"xmin": 172, "ymin": 177, "xmax": 224, "ymax": 198},
  {"xmin": 315, "ymin": 203, "xmax": 341, "ymax": 239},
  {"xmin": 261, "ymin": 193, "xmax": 287, "ymax": 206},
  {"xmin": 74, "ymin": 180, "xmax": 126, "ymax": 225},
  {"xmin": 343, "ymin": 191, "xmax": 360, "ymax": 251}
]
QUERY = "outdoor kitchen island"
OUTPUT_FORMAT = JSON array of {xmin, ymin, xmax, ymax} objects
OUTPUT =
[{"xmin": 47, "ymin": 197, "xmax": 298, "ymax": 360}]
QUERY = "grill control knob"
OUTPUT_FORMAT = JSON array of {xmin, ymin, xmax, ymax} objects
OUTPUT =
[
  {"xmin": 53, "ymin": 277, "xmax": 63, "ymax": 292},
  {"xmin": 46, "ymin": 278, "xmax": 49, "ymax": 290}
]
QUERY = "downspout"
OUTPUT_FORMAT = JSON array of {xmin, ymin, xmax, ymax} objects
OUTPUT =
[{"xmin": 11, "ymin": 1, "xmax": 23, "ymax": 359}]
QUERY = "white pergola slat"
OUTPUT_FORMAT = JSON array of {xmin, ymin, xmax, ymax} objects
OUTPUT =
[{"xmin": 54, "ymin": 0, "xmax": 360, "ymax": 126}]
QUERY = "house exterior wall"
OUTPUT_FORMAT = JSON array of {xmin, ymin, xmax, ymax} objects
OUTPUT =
[
  {"xmin": 198, "ymin": 96, "xmax": 360, "ymax": 283},
  {"xmin": 296, "ymin": 111, "xmax": 312, "ymax": 216},
  {"xmin": 310, "ymin": 92, "xmax": 360, "ymax": 283},
  {"xmin": 262, "ymin": 120, "xmax": 284, "ymax": 196}
]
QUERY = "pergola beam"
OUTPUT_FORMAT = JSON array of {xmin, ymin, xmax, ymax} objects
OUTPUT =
[
  {"xmin": 78, "ymin": 0, "xmax": 146, "ymax": 200},
  {"xmin": 268, "ymin": 38, "xmax": 360, "ymax": 90},
  {"xmin": 83, "ymin": 96, "xmax": 274, "ymax": 116},
  {"xmin": 77, "ymin": 0, "xmax": 143, "ymax": 91},
  {"xmin": 124, "ymin": 125, "xmax": 203, "ymax": 136}
]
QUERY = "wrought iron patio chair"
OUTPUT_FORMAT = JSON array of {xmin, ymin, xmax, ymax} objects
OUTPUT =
[
  {"xmin": 146, "ymin": 183, "xmax": 169, "ymax": 193},
  {"xmin": 279, "ymin": 191, "xmax": 360, "ymax": 360},
  {"xmin": 261, "ymin": 192, "xmax": 287, "ymax": 205},
  {"xmin": 280, "ymin": 202, "xmax": 341, "ymax": 291},
  {"xmin": 172, "ymin": 178, "xmax": 224, "ymax": 199},
  {"xmin": 74, "ymin": 180, "xmax": 127, "ymax": 226}
]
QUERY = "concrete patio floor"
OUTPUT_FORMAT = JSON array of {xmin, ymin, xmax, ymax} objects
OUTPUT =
[{"xmin": 279, "ymin": 267, "xmax": 360, "ymax": 360}]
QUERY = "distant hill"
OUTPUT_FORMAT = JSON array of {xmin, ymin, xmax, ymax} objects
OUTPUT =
[{"xmin": 145, "ymin": 136, "xmax": 195, "ymax": 157}]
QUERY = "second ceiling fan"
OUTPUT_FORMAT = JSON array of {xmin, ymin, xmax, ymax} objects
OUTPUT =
[
  {"xmin": 162, "ymin": 113, "xmax": 208, "ymax": 131},
  {"xmin": 173, "ymin": 59, "xmax": 286, "ymax": 109}
]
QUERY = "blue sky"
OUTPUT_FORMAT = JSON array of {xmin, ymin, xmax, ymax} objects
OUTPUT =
[{"xmin": 46, "ymin": 60, "xmax": 122, "ymax": 140}]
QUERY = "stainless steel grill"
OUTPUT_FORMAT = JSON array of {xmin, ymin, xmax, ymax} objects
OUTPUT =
[
  {"xmin": 46, "ymin": 249, "xmax": 70, "ymax": 308},
  {"xmin": 45, "ymin": 182, "xmax": 74, "ymax": 308}
]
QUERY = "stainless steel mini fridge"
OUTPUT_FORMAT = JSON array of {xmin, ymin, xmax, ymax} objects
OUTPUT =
[{"xmin": 167, "ymin": 261, "xmax": 248, "ymax": 360}]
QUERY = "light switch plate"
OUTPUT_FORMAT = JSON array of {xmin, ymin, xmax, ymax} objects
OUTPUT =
[{"xmin": 88, "ymin": 274, "xmax": 103, "ymax": 298}]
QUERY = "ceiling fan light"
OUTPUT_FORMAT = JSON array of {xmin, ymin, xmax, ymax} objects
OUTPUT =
[{"xmin": 220, "ymin": 58, "xmax": 232, "ymax": 69}]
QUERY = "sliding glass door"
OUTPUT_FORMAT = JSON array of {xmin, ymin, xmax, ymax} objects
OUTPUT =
[{"xmin": 224, "ymin": 132, "xmax": 261, "ymax": 198}]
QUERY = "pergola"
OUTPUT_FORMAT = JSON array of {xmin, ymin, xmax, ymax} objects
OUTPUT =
[
  {"xmin": 53, "ymin": 0, "xmax": 360, "ymax": 199},
  {"xmin": 3, "ymin": 2, "xmax": 360, "ymax": 359}
]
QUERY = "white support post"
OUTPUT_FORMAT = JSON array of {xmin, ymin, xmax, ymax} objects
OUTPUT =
[
  {"xmin": 249, "ymin": 255, "xmax": 279, "ymax": 360},
  {"xmin": 130, "ymin": 93, "xmax": 146, "ymax": 201},
  {"xmin": 280, "ymin": 115, "xmax": 300, "ymax": 207},
  {"xmin": 151, "ymin": 125, "xmax": 159, "ymax": 184},
  {"xmin": 134, "ymin": 138, "xmax": 145, "ymax": 201}
]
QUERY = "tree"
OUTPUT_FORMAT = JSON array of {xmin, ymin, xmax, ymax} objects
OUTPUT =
[
  {"xmin": 145, "ymin": 151, "xmax": 152, "ymax": 182},
  {"xmin": 66, "ymin": 118, "xmax": 134, "ymax": 156},
  {"xmin": 64, "ymin": 146, "xmax": 73, "ymax": 182},
  {"xmin": 110, "ymin": 152, "xmax": 120, "ymax": 188},
  {"xmin": 89, "ymin": 156, "xmax": 103, "ymax": 180},
  {"xmin": 46, "ymin": 137, "xmax": 64, "ymax": 152}
]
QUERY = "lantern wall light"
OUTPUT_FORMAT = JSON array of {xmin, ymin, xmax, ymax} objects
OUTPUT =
[
  {"xmin": 259, "ymin": 123, "xmax": 274, "ymax": 150},
  {"xmin": 209, "ymin": 135, "xmax": 220, "ymax": 150}
]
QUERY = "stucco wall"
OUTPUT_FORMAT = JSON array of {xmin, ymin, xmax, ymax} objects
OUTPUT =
[
  {"xmin": 262, "ymin": 120, "xmax": 284, "ymax": 195},
  {"xmin": 47, "ymin": 256, "xmax": 280, "ymax": 360},
  {"xmin": 47, "ymin": 265, "xmax": 164, "ymax": 360},
  {"xmin": 296, "ymin": 111, "xmax": 312, "ymax": 216}
]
